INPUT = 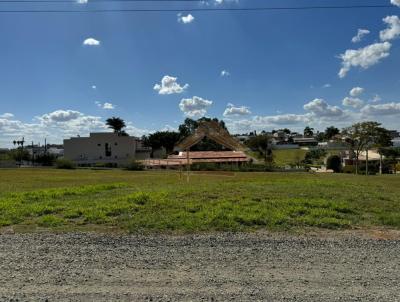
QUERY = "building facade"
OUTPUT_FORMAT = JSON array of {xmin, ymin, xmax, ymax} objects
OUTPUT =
[{"xmin": 64, "ymin": 132, "xmax": 150, "ymax": 166}]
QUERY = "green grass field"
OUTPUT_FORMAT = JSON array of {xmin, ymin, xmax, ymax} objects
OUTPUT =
[{"xmin": 0, "ymin": 169, "xmax": 399, "ymax": 233}]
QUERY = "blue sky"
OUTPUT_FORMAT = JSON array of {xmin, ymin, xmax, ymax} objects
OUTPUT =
[{"xmin": 1, "ymin": 0, "xmax": 400, "ymax": 146}]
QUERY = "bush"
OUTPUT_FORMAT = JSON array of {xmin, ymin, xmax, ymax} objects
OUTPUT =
[
  {"xmin": 326, "ymin": 155, "xmax": 341, "ymax": 173},
  {"xmin": 125, "ymin": 160, "xmax": 144, "ymax": 171},
  {"xmin": 396, "ymin": 163, "xmax": 400, "ymax": 172},
  {"xmin": 35, "ymin": 154, "xmax": 57, "ymax": 166},
  {"xmin": 55, "ymin": 159, "xmax": 76, "ymax": 169},
  {"xmin": 342, "ymin": 165, "xmax": 355, "ymax": 174}
]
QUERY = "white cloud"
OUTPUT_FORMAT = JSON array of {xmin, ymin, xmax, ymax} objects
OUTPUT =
[
  {"xmin": 77, "ymin": 0, "xmax": 88, "ymax": 3},
  {"xmin": 351, "ymin": 29, "xmax": 370, "ymax": 43},
  {"xmin": 177, "ymin": 13, "xmax": 195, "ymax": 24},
  {"xmin": 102, "ymin": 102, "xmax": 115, "ymax": 110},
  {"xmin": 361, "ymin": 102, "xmax": 400, "ymax": 116},
  {"xmin": 221, "ymin": 70, "xmax": 230, "ymax": 77},
  {"xmin": 342, "ymin": 97, "xmax": 364, "ymax": 108},
  {"xmin": 391, "ymin": 0, "xmax": 400, "ymax": 7},
  {"xmin": 254, "ymin": 114, "xmax": 311, "ymax": 125},
  {"xmin": 83, "ymin": 38, "xmax": 100, "ymax": 46},
  {"xmin": 303, "ymin": 98, "xmax": 344, "ymax": 117},
  {"xmin": 338, "ymin": 42, "xmax": 391, "ymax": 78},
  {"xmin": 40, "ymin": 110, "xmax": 82, "ymax": 123},
  {"xmin": 349, "ymin": 86, "xmax": 364, "ymax": 97},
  {"xmin": 370, "ymin": 94, "xmax": 382, "ymax": 103},
  {"xmin": 0, "ymin": 109, "xmax": 150, "ymax": 147},
  {"xmin": 224, "ymin": 114, "xmax": 311, "ymax": 134},
  {"xmin": 322, "ymin": 83, "xmax": 331, "ymax": 88},
  {"xmin": 380, "ymin": 15, "xmax": 400, "ymax": 41},
  {"xmin": 0, "ymin": 113, "xmax": 14, "ymax": 119},
  {"xmin": 223, "ymin": 103, "xmax": 251, "ymax": 117},
  {"xmin": 154, "ymin": 75, "xmax": 189, "ymax": 95},
  {"xmin": 92, "ymin": 85, "xmax": 97, "ymax": 89},
  {"xmin": 95, "ymin": 101, "xmax": 115, "ymax": 110},
  {"xmin": 179, "ymin": 96, "xmax": 212, "ymax": 117}
]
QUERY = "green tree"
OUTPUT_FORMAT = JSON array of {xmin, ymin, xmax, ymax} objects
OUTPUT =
[
  {"xmin": 246, "ymin": 134, "xmax": 273, "ymax": 164},
  {"xmin": 143, "ymin": 131, "xmax": 181, "ymax": 155},
  {"xmin": 342, "ymin": 121, "xmax": 392, "ymax": 175},
  {"xmin": 324, "ymin": 126, "xmax": 340, "ymax": 140},
  {"xmin": 106, "ymin": 117, "xmax": 127, "ymax": 135},
  {"xmin": 303, "ymin": 126, "xmax": 314, "ymax": 137},
  {"xmin": 303, "ymin": 149, "xmax": 327, "ymax": 165}
]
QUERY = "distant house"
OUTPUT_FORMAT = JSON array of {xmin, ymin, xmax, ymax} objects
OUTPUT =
[
  {"xmin": 292, "ymin": 137, "xmax": 318, "ymax": 147},
  {"xmin": 64, "ymin": 132, "xmax": 150, "ymax": 166}
]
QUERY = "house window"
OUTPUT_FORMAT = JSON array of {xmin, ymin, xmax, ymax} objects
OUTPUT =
[
  {"xmin": 105, "ymin": 143, "xmax": 112, "ymax": 157},
  {"xmin": 97, "ymin": 143, "xmax": 101, "ymax": 147},
  {"xmin": 114, "ymin": 142, "xmax": 118, "ymax": 146},
  {"xmin": 115, "ymin": 155, "xmax": 118, "ymax": 159}
]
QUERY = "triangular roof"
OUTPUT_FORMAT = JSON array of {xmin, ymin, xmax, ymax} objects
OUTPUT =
[{"xmin": 176, "ymin": 120, "xmax": 246, "ymax": 151}]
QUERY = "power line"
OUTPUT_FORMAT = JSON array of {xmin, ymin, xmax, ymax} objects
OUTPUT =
[{"xmin": 0, "ymin": 4, "xmax": 394, "ymax": 13}]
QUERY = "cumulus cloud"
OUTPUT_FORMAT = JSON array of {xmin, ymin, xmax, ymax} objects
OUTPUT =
[
  {"xmin": 338, "ymin": 42, "xmax": 391, "ymax": 78},
  {"xmin": 350, "ymin": 87, "xmax": 364, "ymax": 97},
  {"xmin": 380, "ymin": 15, "xmax": 400, "ymax": 41},
  {"xmin": 95, "ymin": 101, "xmax": 115, "ymax": 110},
  {"xmin": 179, "ymin": 96, "xmax": 212, "ymax": 117},
  {"xmin": 154, "ymin": 75, "xmax": 189, "ymax": 95},
  {"xmin": 77, "ymin": 0, "xmax": 88, "ymax": 3},
  {"xmin": 254, "ymin": 114, "xmax": 310, "ymax": 125},
  {"xmin": 342, "ymin": 97, "xmax": 364, "ymax": 108},
  {"xmin": 221, "ymin": 70, "xmax": 230, "ymax": 77},
  {"xmin": 303, "ymin": 98, "xmax": 344, "ymax": 117},
  {"xmin": 352, "ymin": 29, "xmax": 370, "ymax": 43},
  {"xmin": 224, "ymin": 114, "xmax": 310, "ymax": 134},
  {"xmin": 83, "ymin": 38, "xmax": 100, "ymax": 46},
  {"xmin": 361, "ymin": 102, "xmax": 400, "ymax": 116},
  {"xmin": 177, "ymin": 13, "xmax": 195, "ymax": 24},
  {"xmin": 0, "ymin": 109, "xmax": 150, "ymax": 147},
  {"xmin": 223, "ymin": 103, "xmax": 251, "ymax": 117},
  {"xmin": 0, "ymin": 113, "xmax": 14, "ymax": 119},
  {"xmin": 92, "ymin": 85, "xmax": 97, "ymax": 89},
  {"xmin": 392, "ymin": 0, "xmax": 400, "ymax": 7},
  {"xmin": 40, "ymin": 110, "xmax": 82, "ymax": 123},
  {"xmin": 323, "ymin": 83, "xmax": 331, "ymax": 88}
]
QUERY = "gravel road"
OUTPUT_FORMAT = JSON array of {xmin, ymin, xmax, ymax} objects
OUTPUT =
[{"xmin": 0, "ymin": 232, "xmax": 399, "ymax": 301}]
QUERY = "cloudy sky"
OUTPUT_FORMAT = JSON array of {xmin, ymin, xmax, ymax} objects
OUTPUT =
[{"xmin": 1, "ymin": 0, "xmax": 400, "ymax": 147}]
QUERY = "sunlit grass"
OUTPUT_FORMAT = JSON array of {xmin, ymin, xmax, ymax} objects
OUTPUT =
[{"xmin": 0, "ymin": 169, "xmax": 399, "ymax": 232}]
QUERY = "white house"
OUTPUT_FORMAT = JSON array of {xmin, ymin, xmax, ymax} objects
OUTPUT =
[{"xmin": 64, "ymin": 132, "xmax": 150, "ymax": 166}]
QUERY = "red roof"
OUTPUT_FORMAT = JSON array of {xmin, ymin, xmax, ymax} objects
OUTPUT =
[{"xmin": 168, "ymin": 151, "xmax": 248, "ymax": 160}]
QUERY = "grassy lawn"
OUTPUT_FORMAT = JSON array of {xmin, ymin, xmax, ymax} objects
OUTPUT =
[
  {"xmin": 272, "ymin": 149, "xmax": 308, "ymax": 166},
  {"xmin": 0, "ymin": 168, "xmax": 399, "ymax": 233}
]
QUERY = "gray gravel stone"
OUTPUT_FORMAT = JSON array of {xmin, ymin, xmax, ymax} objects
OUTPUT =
[{"xmin": 0, "ymin": 232, "xmax": 399, "ymax": 301}]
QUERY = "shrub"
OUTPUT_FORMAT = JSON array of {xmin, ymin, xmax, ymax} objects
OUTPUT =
[
  {"xmin": 326, "ymin": 155, "xmax": 341, "ymax": 173},
  {"xmin": 125, "ymin": 160, "xmax": 144, "ymax": 171},
  {"xmin": 396, "ymin": 163, "xmax": 400, "ymax": 172},
  {"xmin": 342, "ymin": 165, "xmax": 355, "ymax": 174},
  {"xmin": 55, "ymin": 158, "xmax": 76, "ymax": 169}
]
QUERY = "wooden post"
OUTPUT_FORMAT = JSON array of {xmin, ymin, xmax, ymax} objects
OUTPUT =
[{"xmin": 186, "ymin": 148, "xmax": 190, "ymax": 183}]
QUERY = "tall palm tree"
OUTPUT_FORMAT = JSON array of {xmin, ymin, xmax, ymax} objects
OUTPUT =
[{"xmin": 106, "ymin": 117, "xmax": 126, "ymax": 135}]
